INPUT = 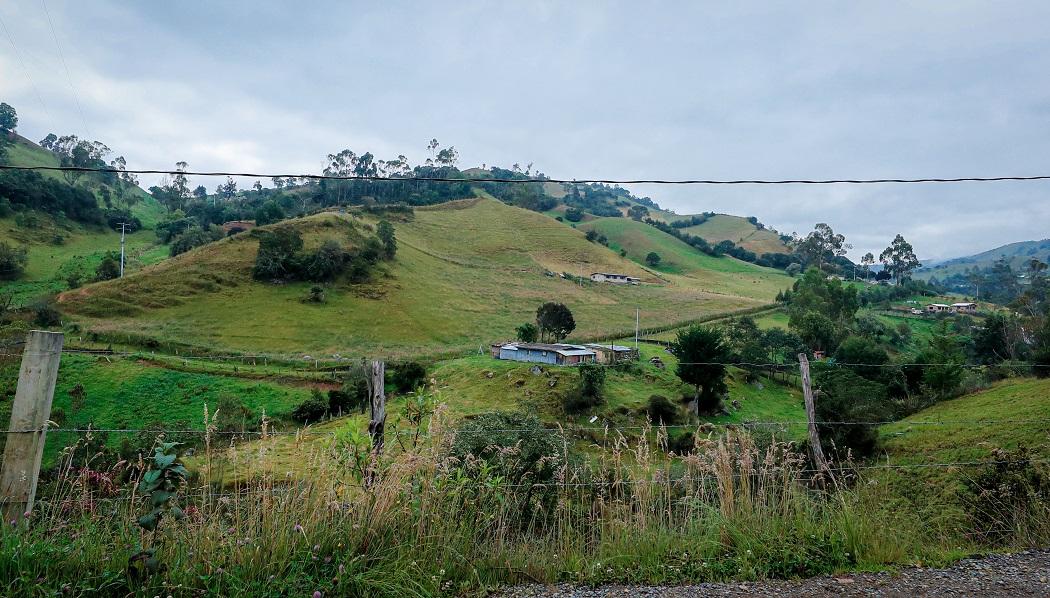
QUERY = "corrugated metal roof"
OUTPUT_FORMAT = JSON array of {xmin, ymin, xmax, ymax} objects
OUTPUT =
[{"xmin": 586, "ymin": 344, "xmax": 635, "ymax": 352}]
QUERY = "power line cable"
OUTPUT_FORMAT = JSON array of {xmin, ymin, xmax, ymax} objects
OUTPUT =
[
  {"xmin": 2, "ymin": 163, "xmax": 1050, "ymax": 185},
  {"xmin": 38, "ymin": 0, "xmax": 91, "ymax": 138},
  {"xmin": 0, "ymin": 10, "xmax": 57, "ymax": 132}
]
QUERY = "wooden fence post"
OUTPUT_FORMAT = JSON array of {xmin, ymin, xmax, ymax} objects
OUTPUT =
[
  {"xmin": 1, "ymin": 330, "xmax": 64, "ymax": 522},
  {"xmin": 365, "ymin": 360, "xmax": 386, "ymax": 487},
  {"xmin": 797, "ymin": 353, "xmax": 830, "ymax": 479},
  {"xmin": 368, "ymin": 360, "xmax": 386, "ymax": 455}
]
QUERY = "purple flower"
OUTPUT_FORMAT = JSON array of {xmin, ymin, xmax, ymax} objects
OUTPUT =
[{"xmin": 313, "ymin": 592, "xmax": 322, "ymax": 598}]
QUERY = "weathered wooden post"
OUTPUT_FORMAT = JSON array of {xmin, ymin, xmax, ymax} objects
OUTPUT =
[
  {"xmin": 797, "ymin": 353, "xmax": 830, "ymax": 479},
  {"xmin": 365, "ymin": 360, "xmax": 386, "ymax": 487},
  {"xmin": 1, "ymin": 330, "xmax": 64, "ymax": 522},
  {"xmin": 368, "ymin": 360, "xmax": 386, "ymax": 454}
]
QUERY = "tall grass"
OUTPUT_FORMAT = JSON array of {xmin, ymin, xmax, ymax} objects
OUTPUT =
[{"xmin": 1, "ymin": 408, "xmax": 1045, "ymax": 597}]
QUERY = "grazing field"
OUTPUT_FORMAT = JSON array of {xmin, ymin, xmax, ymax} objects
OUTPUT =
[
  {"xmin": 0, "ymin": 353, "xmax": 312, "ymax": 467},
  {"xmin": 677, "ymin": 214, "xmax": 791, "ymax": 255},
  {"xmin": 577, "ymin": 217, "xmax": 789, "ymax": 291},
  {"xmin": 58, "ymin": 198, "xmax": 791, "ymax": 358}
]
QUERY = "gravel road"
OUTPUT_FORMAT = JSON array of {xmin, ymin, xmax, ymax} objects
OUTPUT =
[{"xmin": 497, "ymin": 549, "xmax": 1050, "ymax": 597}]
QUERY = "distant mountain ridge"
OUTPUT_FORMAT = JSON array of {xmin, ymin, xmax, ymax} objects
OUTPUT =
[{"xmin": 916, "ymin": 238, "xmax": 1050, "ymax": 279}]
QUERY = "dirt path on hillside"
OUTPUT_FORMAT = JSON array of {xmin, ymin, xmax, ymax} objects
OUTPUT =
[{"xmin": 497, "ymin": 550, "xmax": 1050, "ymax": 597}]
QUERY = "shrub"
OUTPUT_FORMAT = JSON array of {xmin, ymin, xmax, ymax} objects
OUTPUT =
[
  {"xmin": 94, "ymin": 254, "xmax": 120, "ymax": 281},
  {"xmin": 303, "ymin": 239, "xmax": 347, "ymax": 282},
  {"xmin": 302, "ymin": 285, "xmax": 326, "ymax": 303},
  {"xmin": 0, "ymin": 241, "xmax": 28, "ymax": 279},
  {"xmin": 564, "ymin": 207, "xmax": 583, "ymax": 222},
  {"xmin": 170, "ymin": 226, "xmax": 223, "ymax": 257},
  {"xmin": 645, "ymin": 394, "xmax": 680, "ymax": 425},
  {"xmin": 645, "ymin": 252, "xmax": 661, "ymax": 266},
  {"xmin": 291, "ymin": 389, "xmax": 329, "ymax": 423},
  {"xmin": 215, "ymin": 394, "xmax": 254, "ymax": 433},
  {"xmin": 515, "ymin": 322, "xmax": 538, "ymax": 343},
  {"xmin": 252, "ymin": 227, "xmax": 303, "ymax": 281},
  {"xmin": 813, "ymin": 368, "xmax": 890, "ymax": 459},
  {"xmin": 666, "ymin": 431, "xmax": 695, "ymax": 454},
  {"xmin": 451, "ymin": 412, "xmax": 564, "ymax": 486},
  {"xmin": 327, "ymin": 383, "xmax": 368, "ymax": 416},
  {"xmin": 834, "ymin": 335, "xmax": 889, "ymax": 380},
  {"xmin": 33, "ymin": 302, "xmax": 62, "ymax": 327},
  {"xmin": 965, "ymin": 447, "xmax": 1049, "ymax": 545},
  {"xmin": 390, "ymin": 361, "xmax": 427, "ymax": 393},
  {"xmin": 14, "ymin": 212, "xmax": 39, "ymax": 229},
  {"xmin": 564, "ymin": 363, "xmax": 606, "ymax": 413}
]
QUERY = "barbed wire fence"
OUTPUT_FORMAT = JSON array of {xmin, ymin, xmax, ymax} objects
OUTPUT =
[{"xmin": 2, "ymin": 330, "xmax": 1048, "ymax": 520}]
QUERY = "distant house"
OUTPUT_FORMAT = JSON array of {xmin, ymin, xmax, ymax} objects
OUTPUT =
[
  {"xmin": 925, "ymin": 303, "xmax": 952, "ymax": 314},
  {"xmin": 222, "ymin": 220, "xmax": 256, "ymax": 235},
  {"xmin": 585, "ymin": 344, "xmax": 640, "ymax": 364},
  {"xmin": 590, "ymin": 272, "xmax": 640, "ymax": 285},
  {"xmin": 495, "ymin": 343, "xmax": 596, "ymax": 365},
  {"xmin": 951, "ymin": 302, "xmax": 977, "ymax": 314}
]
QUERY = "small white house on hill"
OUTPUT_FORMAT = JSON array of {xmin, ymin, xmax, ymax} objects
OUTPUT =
[{"xmin": 590, "ymin": 272, "xmax": 640, "ymax": 284}]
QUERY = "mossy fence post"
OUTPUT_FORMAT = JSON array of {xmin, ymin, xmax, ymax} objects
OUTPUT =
[{"xmin": 1, "ymin": 330, "xmax": 64, "ymax": 523}]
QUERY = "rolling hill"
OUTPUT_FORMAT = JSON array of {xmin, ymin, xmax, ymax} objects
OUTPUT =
[
  {"xmin": 578, "ymin": 216, "xmax": 789, "ymax": 284},
  {"xmin": 1, "ymin": 135, "xmax": 169, "ymax": 303},
  {"xmin": 915, "ymin": 238, "xmax": 1050, "ymax": 280},
  {"xmin": 58, "ymin": 197, "xmax": 791, "ymax": 358},
  {"xmin": 675, "ymin": 214, "xmax": 791, "ymax": 255}
]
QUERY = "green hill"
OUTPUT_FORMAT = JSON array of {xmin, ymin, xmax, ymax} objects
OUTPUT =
[
  {"xmin": 578, "ymin": 216, "xmax": 789, "ymax": 285},
  {"xmin": 869, "ymin": 377, "xmax": 1050, "ymax": 529},
  {"xmin": 58, "ymin": 197, "xmax": 790, "ymax": 358},
  {"xmin": 1, "ymin": 135, "xmax": 168, "ymax": 303},
  {"xmin": 915, "ymin": 238, "xmax": 1050, "ymax": 280},
  {"xmin": 676, "ymin": 213, "xmax": 790, "ymax": 255}
]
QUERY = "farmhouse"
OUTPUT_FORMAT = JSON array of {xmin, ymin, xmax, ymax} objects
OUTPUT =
[
  {"xmin": 585, "ymin": 343, "xmax": 640, "ymax": 364},
  {"xmin": 495, "ymin": 343, "xmax": 597, "ymax": 365},
  {"xmin": 952, "ymin": 302, "xmax": 977, "ymax": 314},
  {"xmin": 925, "ymin": 303, "xmax": 952, "ymax": 314},
  {"xmin": 590, "ymin": 272, "xmax": 640, "ymax": 285}
]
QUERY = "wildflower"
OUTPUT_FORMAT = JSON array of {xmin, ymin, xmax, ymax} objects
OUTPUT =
[
  {"xmin": 313, "ymin": 592, "xmax": 322, "ymax": 598},
  {"xmin": 338, "ymin": 564, "xmax": 345, "ymax": 574}
]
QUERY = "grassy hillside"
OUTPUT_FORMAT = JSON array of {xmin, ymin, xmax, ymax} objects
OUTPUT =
[
  {"xmin": 870, "ymin": 377, "xmax": 1050, "ymax": 523},
  {"xmin": 6, "ymin": 135, "xmax": 166, "ymax": 227},
  {"xmin": 2, "ymin": 135, "xmax": 169, "ymax": 303},
  {"xmin": 916, "ymin": 238, "xmax": 1050, "ymax": 280},
  {"xmin": 578, "ymin": 217, "xmax": 789, "ymax": 290},
  {"xmin": 58, "ymin": 198, "xmax": 790, "ymax": 358},
  {"xmin": 0, "ymin": 352, "xmax": 313, "ymax": 468},
  {"xmin": 678, "ymin": 214, "xmax": 790, "ymax": 255}
]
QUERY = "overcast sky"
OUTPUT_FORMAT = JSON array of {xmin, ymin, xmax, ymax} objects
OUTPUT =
[{"xmin": 2, "ymin": 1, "xmax": 1049, "ymax": 260}]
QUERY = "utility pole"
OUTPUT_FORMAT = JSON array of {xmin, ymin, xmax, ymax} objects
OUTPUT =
[{"xmin": 117, "ymin": 222, "xmax": 129, "ymax": 277}]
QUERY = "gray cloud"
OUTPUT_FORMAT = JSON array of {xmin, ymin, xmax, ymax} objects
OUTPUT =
[{"xmin": 2, "ymin": 0, "xmax": 1048, "ymax": 260}]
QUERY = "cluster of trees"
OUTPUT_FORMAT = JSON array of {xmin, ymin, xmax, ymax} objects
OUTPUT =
[
  {"xmin": 669, "ymin": 213, "xmax": 714, "ymax": 228},
  {"xmin": 0, "ymin": 169, "xmax": 106, "ymax": 225},
  {"xmin": 251, "ymin": 219, "xmax": 397, "ymax": 284},
  {"xmin": 790, "ymin": 223, "xmax": 922, "ymax": 285},
  {"xmin": 515, "ymin": 302, "xmax": 577, "ymax": 344},
  {"xmin": 0, "ymin": 102, "xmax": 17, "ymax": 163},
  {"xmin": 773, "ymin": 265, "xmax": 1026, "ymax": 458}
]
